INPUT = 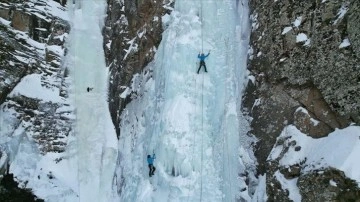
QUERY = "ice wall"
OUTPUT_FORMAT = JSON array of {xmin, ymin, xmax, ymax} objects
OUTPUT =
[
  {"xmin": 117, "ymin": 0, "xmax": 257, "ymax": 201},
  {"xmin": 67, "ymin": 0, "xmax": 118, "ymax": 201}
]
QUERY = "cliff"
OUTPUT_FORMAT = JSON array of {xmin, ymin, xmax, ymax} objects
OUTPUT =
[{"xmin": 245, "ymin": 0, "xmax": 360, "ymax": 200}]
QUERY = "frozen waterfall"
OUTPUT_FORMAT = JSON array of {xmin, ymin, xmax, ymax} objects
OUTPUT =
[
  {"xmin": 67, "ymin": 0, "xmax": 118, "ymax": 201},
  {"xmin": 116, "ymin": 0, "xmax": 256, "ymax": 201}
]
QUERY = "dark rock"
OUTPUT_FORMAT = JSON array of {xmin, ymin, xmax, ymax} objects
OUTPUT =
[
  {"xmin": 293, "ymin": 105, "xmax": 332, "ymax": 138},
  {"xmin": 0, "ymin": 173, "xmax": 44, "ymax": 202},
  {"xmin": 244, "ymin": 82, "xmax": 298, "ymax": 174},
  {"xmin": 245, "ymin": 1, "xmax": 360, "ymax": 197},
  {"xmin": 247, "ymin": 0, "xmax": 359, "ymax": 132},
  {"xmin": 298, "ymin": 168, "xmax": 360, "ymax": 202},
  {"xmin": 47, "ymin": 19, "xmax": 70, "ymax": 46},
  {"xmin": 280, "ymin": 165, "xmax": 301, "ymax": 179},
  {"xmin": 11, "ymin": 10, "xmax": 32, "ymax": 32},
  {"xmin": 0, "ymin": 149, "xmax": 9, "ymax": 176},
  {"xmin": 348, "ymin": 0, "xmax": 360, "ymax": 59},
  {"xmin": 286, "ymin": 86, "xmax": 349, "ymax": 139},
  {"xmin": 266, "ymin": 171, "xmax": 292, "ymax": 202},
  {"xmin": 47, "ymin": 172, "xmax": 54, "ymax": 180}
]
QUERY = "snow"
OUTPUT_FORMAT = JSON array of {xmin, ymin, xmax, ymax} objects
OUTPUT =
[
  {"xmin": 333, "ymin": 3, "xmax": 349, "ymax": 25},
  {"xmin": 296, "ymin": 106, "xmax": 308, "ymax": 114},
  {"xmin": 250, "ymin": 13, "xmax": 259, "ymax": 31},
  {"xmin": 0, "ymin": 2, "xmax": 10, "ymax": 6},
  {"xmin": 163, "ymin": 0, "xmax": 175, "ymax": 11},
  {"xmin": 120, "ymin": 87, "xmax": 130, "ymax": 98},
  {"xmin": 9, "ymin": 74, "xmax": 64, "ymax": 103},
  {"xmin": 310, "ymin": 118, "xmax": 320, "ymax": 126},
  {"xmin": 0, "ymin": 118, "xmax": 78, "ymax": 201},
  {"xmin": 281, "ymin": 16, "xmax": 301, "ymax": 35},
  {"xmin": 138, "ymin": 29, "xmax": 146, "ymax": 38},
  {"xmin": 106, "ymin": 40, "xmax": 111, "ymax": 49},
  {"xmin": 13, "ymin": 30, "xmax": 46, "ymax": 53},
  {"xmin": 123, "ymin": 37, "xmax": 138, "ymax": 60},
  {"xmin": 296, "ymin": 33, "xmax": 308, "ymax": 42},
  {"xmin": 330, "ymin": 179, "xmax": 338, "ymax": 187},
  {"xmin": 252, "ymin": 98, "xmax": 261, "ymax": 111},
  {"xmin": 0, "ymin": 17, "xmax": 11, "ymax": 26},
  {"xmin": 275, "ymin": 171, "xmax": 302, "ymax": 202},
  {"xmin": 248, "ymin": 75, "xmax": 255, "ymax": 84},
  {"xmin": 281, "ymin": 26, "xmax": 292, "ymax": 35},
  {"xmin": 296, "ymin": 33, "xmax": 310, "ymax": 46},
  {"xmin": 292, "ymin": 16, "xmax": 302, "ymax": 28},
  {"xmin": 47, "ymin": 44, "xmax": 64, "ymax": 56},
  {"xmin": 339, "ymin": 38, "xmax": 351, "ymax": 48},
  {"xmin": 34, "ymin": 0, "xmax": 69, "ymax": 21},
  {"xmin": 269, "ymin": 125, "xmax": 360, "ymax": 185},
  {"xmin": 54, "ymin": 33, "xmax": 68, "ymax": 42},
  {"xmin": 248, "ymin": 45, "xmax": 254, "ymax": 60},
  {"xmin": 251, "ymin": 174, "xmax": 267, "ymax": 202},
  {"xmin": 13, "ymin": 54, "xmax": 32, "ymax": 63},
  {"xmin": 0, "ymin": 147, "xmax": 8, "ymax": 169}
]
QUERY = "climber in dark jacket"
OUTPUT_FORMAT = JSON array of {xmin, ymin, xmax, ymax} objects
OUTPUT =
[
  {"xmin": 87, "ymin": 87, "xmax": 93, "ymax": 92},
  {"xmin": 147, "ymin": 154, "xmax": 156, "ymax": 177},
  {"xmin": 197, "ymin": 51, "xmax": 210, "ymax": 74}
]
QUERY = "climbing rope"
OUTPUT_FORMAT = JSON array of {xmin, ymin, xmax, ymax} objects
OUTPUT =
[
  {"xmin": 224, "ymin": 36, "xmax": 234, "ymax": 201},
  {"xmin": 200, "ymin": 71, "xmax": 205, "ymax": 202},
  {"xmin": 199, "ymin": 0, "xmax": 205, "ymax": 200},
  {"xmin": 200, "ymin": 0, "xmax": 204, "ymax": 53},
  {"xmin": 186, "ymin": 1, "xmax": 206, "ymax": 201},
  {"xmin": 193, "ymin": 75, "xmax": 197, "ymax": 168}
]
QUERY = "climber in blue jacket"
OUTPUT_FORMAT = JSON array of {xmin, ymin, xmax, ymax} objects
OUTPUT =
[
  {"xmin": 197, "ymin": 51, "xmax": 210, "ymax": 74},
  {"xmin": 147, "ymin": 154, "xmax": 156, "ymax": 177}
]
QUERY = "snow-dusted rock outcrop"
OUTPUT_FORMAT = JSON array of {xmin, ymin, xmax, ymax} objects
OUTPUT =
[
  {"xmin": 0, "ymin": 0, "xmax": 71, "ymax": 200},
  {"xmin": 0, "ymin": 0, "xmax": 71, "ymax": 153},
  {"xmin": 245, "ymin": 0, "xmax": 360, "ymax": 200}
]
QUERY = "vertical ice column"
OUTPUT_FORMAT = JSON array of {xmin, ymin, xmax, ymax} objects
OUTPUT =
[{"xmin": 67, "ymin": 0, "xmax": 118, "ymax": 201}]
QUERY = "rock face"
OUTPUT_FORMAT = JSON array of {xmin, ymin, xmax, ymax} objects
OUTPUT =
[
  {"xmin": 0, "ymin": 0, "xmax": 71, "ymax": 199},
  {"xmin": 245, "ymin": 0, "xmax": 360, "ymax": 200},
  {"xmin": 0, "ymin": 1, "xmax": 71, "ymax": 154},
  {"xmin": 0, "ymin": 172, "xmax": 44, "ymax": 202},
  {"xmin": 298, "ymin": 169, "xmax": 360, "ymax": 202},
  {"xmin": 103, "ymin": 0, "xmax": 173, "ymax": 137},
  {"xmin": 0, "ymin": 0, "xmax": 70, "ymax": 181},
  {"xmin": 264, "ymin": 132, "xmax": 360, "ymax": 201}
]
